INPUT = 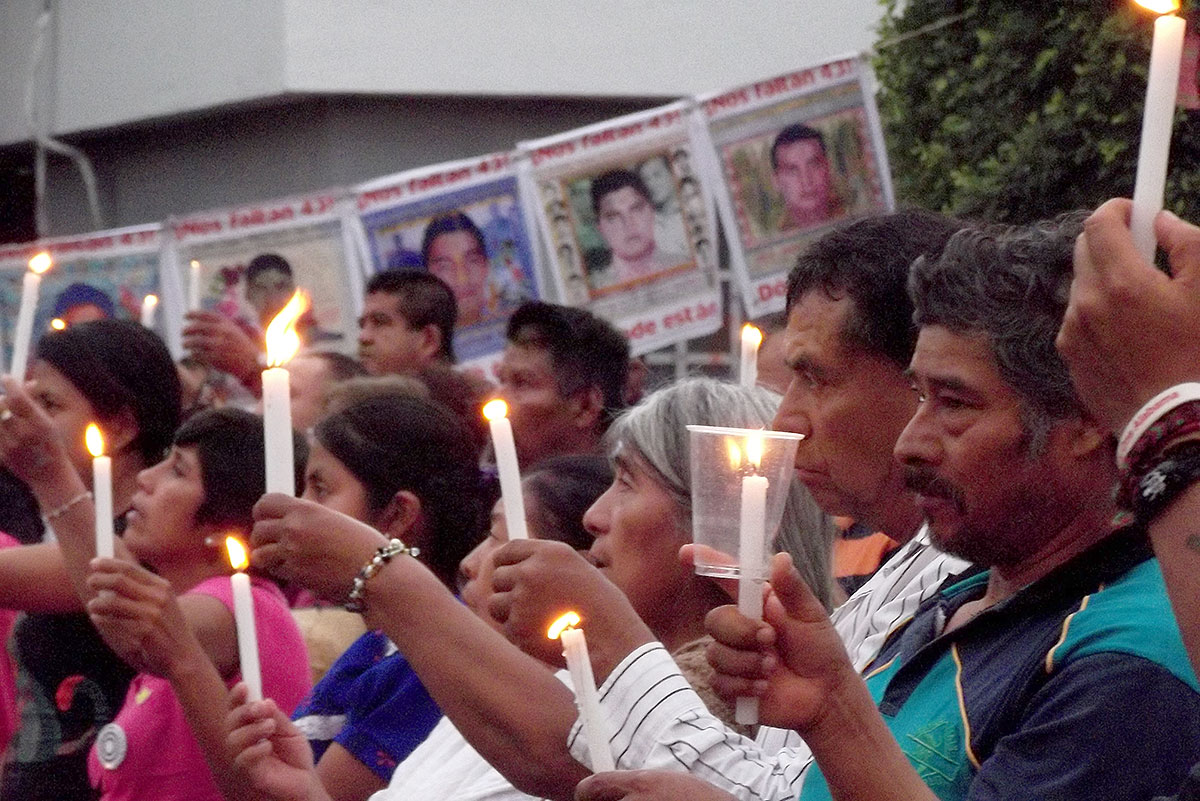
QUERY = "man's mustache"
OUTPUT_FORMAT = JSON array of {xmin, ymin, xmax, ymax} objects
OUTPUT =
[{"xmin": 903, "ymin": 467, "xmax": 966, "ymax": 513}]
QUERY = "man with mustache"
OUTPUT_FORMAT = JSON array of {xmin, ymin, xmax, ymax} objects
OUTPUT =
[{"xmin": 582, "ymin": 214, "xmax": 1200, "ymax": 801}]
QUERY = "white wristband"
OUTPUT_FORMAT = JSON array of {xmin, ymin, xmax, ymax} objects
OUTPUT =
[{"xmin": 1117, "ymin": 382, "xmax": 1200, "ymax": 470}]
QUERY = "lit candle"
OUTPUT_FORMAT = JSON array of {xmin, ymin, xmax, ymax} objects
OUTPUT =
[
  {"xmin": 9, "ymin": 252, "xmax": 52, "ymax": 379},
  {"xmin": 140, "ymin": 294, "xmax": 159, "ymax": 328},
  {"xmin": 740, "ymin": 324, "xmax": 762, "ymax": 389},
  {"xmin": 482, "ymin": 399, "xmax": 528, "ymax": 540},
  {"xmin": 548, "ymin": 612, "xmax": 615, "ymax": 773},
  {"xmin": 225, "ymin": 537, "xmax": 262, "ymax": 702},
  {"xmin": 1130, "ymin": 0, "xmax": 1187, "ymax": 263},
  {"xmin": 49, "ymin": 319, "xmax": 66, "ymax": 331},
  {"xmin": 262, "ymin": 291, "xmax": 308, "ymax": 496},
  {"xmin": 86, "ymin": 424, "xmax": 114, "ymax": 559},
  {"xmin": 734, "ymin": 430, "xmax": 768, "ymax": 724},
  {"xmin": 189, "ymin": 260, "xmax": 202, "ymax": 312}
]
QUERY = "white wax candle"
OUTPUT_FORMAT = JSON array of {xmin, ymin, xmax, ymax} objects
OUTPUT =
[
  {"xmin": 10, "ymin": 270, "xmax": 43, "ymax": 379},
  {"xmin": 230, "ymin": 571, "xmax": 263, "ymax": 702},
  {"xmin": 140, "ymin": 295, "xmax": 158, "ymax": 328},
  {"xmin": 1131, "ymin": 12, "xmax": 1187, "ymax": 264},
  {"xmin": 261, "ymin": 367, "xmax": 294, "ymax": 496},
  {"xmin": 740, "ymin": 325, "xmax": 762, "ymax": 390},
  {"xmin": 189, "ymin": 261, "xmax": 202, "ymax": 312},
  {"xmin": 93, "ymin": 455, "xmax": 114, "ymax": 559},
  {"xmin": 560, "ymin": 626, "xmax": 616, "ymax": 773},
  {"xmin": 487, "ymin": 414, "xmax": 528, "ymax": 540},
  {"xmin": 736, "ymin": 472, "xmax": 768, "ymax": 724}
]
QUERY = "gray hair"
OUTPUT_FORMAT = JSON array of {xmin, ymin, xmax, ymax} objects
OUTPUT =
[
  {"xmin": 605, "ymin": 377, "xmax": 836, "ymax": 610},
  {"xmin": 909, "ymin": 212, "xmax": 1088, "ymax": 454}
]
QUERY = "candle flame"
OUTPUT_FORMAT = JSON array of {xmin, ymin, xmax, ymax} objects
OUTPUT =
[
  {"xmin": 727, "ymin": 438, "xmax": 743, "ymax": 470},
  {"xmin": 547, "ymin": 611, "xmax": 581, "ymax": 640},
  {"xmin": 85, "ymin": 424, "xmax": 105, "ymax": 457},
  {"xmin": 741, "ymin": 323, "xmax": 763, "ymax": 348},
  {"xmin": 1133, "ymin": 0, "xmax": 1180, "ymax": 13},
  {"xmin": 190, "ymin": 259, "xmax": 200, "ymax": 270},
  {"xmin": 482, "ymin": 398, "xmax": 509, "ymax": 421},
  {"xmin": 143, "ymin": 294, "xmax": 158, "ymax": 308},
  {"xmin": 264, "ymin": 290, "xmax": 309, "ymax": 367},
  {"xmin": 28, "ymin": 252, "xmax": 52, "ymax": 275},
  {"xmin": 745, "ymin": 430, "xmax": 764, "ymax": 470},
  {"xmin": 50, "ymin": 318, "xmax": 66, "ymax": 330},
  {"xmin": 225, "ymin": 536, "xmax": 250, "ymax": 571}
]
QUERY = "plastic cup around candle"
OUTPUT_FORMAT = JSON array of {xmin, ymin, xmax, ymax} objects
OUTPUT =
[{"xmin": 686, "ymin": 425, "xmax": 804, "ymax": 580}]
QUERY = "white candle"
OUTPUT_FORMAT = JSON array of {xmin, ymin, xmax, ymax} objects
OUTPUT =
[
  {"xmin": 262, "ymin": 367, "xmax": 294, "ymax": 496},
  {"xmin": 226, "ymin": 538, "xmax": 263, "ymax": 702},
  {"xmin": 262, "ymin": 291, "xmax": 308, "ymax": 497},
  {"xmin": 140, "ymin": 294, "xmax": 158, "ymax": 328},
  {"xmin": 740, "ymin": 324, "xmax": 762, "ymax": 390},
  {"xmin": 550, "ymin": 614, "xmax": 615, "ymax": 773},
  {"xmin": 10, "ymin": 253, "xmax": 51, "ymax": 379},
  {"xmin": 86, "ymin": 424, "xmax": 115, "ymax": 559},
  {"xmin": 1130, "ymin": 7, "xmax": 1187, "ymax": 264},
  {"xmin": 483, "ymin": 399, "xmax": 528, "ymax": 540},
  {"xmin": 736, "ymin": 431, "xmax": 769, "ymax": 725},
  {"xmin": 189, "ymin": 260, "xmax": 202, "ymax": 312}
]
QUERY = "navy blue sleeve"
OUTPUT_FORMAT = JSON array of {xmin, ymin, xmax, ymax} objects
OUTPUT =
[{"xmin": 968, "ymin": 653, "xmax": 1200, "ymax": 801}]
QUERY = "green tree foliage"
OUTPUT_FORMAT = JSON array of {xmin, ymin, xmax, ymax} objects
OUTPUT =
[{"xmin": 874, "ymin": 0, "xmax": 1199, "ymax": 224}]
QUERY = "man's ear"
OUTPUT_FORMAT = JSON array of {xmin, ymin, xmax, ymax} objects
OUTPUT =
[
  {"xmin": 569, "ymin": 385, "xmax": 606, "ymax": 432},
  {"xmin": 378, "ymin": 490, "xmax": 423, "ymax": 540},
  {"xmin": 418, "ymin": 324, "xmax": 443, "ymax": 363},
  {"xmin": 1066, "ymin": 415, "xmax": 1111, "ymax": 460}
]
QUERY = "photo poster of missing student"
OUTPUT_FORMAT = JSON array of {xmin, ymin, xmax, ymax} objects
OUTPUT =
[
  {"xmin": 165, "ymin": 192, "xmax": 363, "ymax": 360},
  {"xmin": 518, "ymin": 100, "xmax": 722, "ymax": 356},
  {"xmin": 353, "ymin": 152, "xmax": 540, "ymax": 377},
  {"xmin": 0, "ymin": 225, "xmax": 164, "ymax": 372},
  {"xmin": 695, "ymin": 55, "xmax": 895, "ymax": 319}
]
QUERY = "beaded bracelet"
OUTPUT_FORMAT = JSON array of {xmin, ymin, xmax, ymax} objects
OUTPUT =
[
  {"xmin": 42, "ymin": 491, "xmax": 93, "ymax": 523},
  {"xmin": 1131, "ymin": 441, "xmax": 1200, "ymax": 526},
  {"xmin": 345, "ymin": 538, "xmax": 419, "ymax": 613}
]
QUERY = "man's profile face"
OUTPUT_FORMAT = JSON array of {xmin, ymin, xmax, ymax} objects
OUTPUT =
[
  {"xmin": 772, "ymin": 291, "xmax": 917, "ymax": 526},
  {"xmin": 773, "ymin": 139, "xmax": 834, "ymax": 225},
  {"xmin": 596, "ymin": 187, "xmax": 657, "ymax": 264},
  {"xmin": 356, "ymin": 291, "xmax": 429, "ymax": 375},
  {"xmin": 895, "ymin": 326, "xmax": 1071, "ymax": 568},
  {"xmin": 426, "ymin": 230, "xmax": 490, "ymax": 327},
  {"xmin": 246, "ymin": 267, "xmax": 295, "ymax": 325},
  {"xmin": 495, "ymin": 342, "xmax": 579, "ymax": 467}
]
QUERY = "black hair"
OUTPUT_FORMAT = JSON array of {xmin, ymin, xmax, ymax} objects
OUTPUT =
[
  {"xmin": 784, "ymin": 210, "xmax": 966, "ymax": 367},
  {"xmin": 523, "ymin": 454, "xmax": 613, "ymax": 551},
  {"xmin": 310, "ymin": 351, "xmax": 369, "ymax": 383},
  {"xmin": 770, "ymin": 124, "xmax": 827, "ymax": 170},
  {"xmin": 37, "ymin": 319, "xmax": 182, "ymax": 464},
  {"xmin": 506, "ymin": 301, "xmax": 630, "ymax": 430},
  {"xmin": 174, "ymin": 407, "xmax": 308, "ymax": 533},
  {"xmin": 589, "ymin": 169, "xmax": 653, "ymax": 217},
  {"xmin": 313, "ymin": 393, "xmax": 486, "ymax": 588},
  {"xmin": 364, "ymin": 270, "xmax": 457, "ymax": 363},
  {"xmin": 420, "ymin": 212, "xmax": 487, "ymax": 268},
  {"xmin": 246, "ymin": 253, "xmax": 293, "ymax": 282}
]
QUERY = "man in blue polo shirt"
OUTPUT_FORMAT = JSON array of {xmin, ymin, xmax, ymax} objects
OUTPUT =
[{"xmin": 578, "ymin": 214, "xmax": 1200, "ymax": 801}]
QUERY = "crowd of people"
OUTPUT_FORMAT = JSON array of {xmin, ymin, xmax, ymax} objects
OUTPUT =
[{"xmin": 0, "ymin": 194, "xmax": 1197, "ymax": 801}]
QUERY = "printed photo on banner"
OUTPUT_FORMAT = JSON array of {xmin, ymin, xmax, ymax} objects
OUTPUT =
[
  {"xmin": 178, "ymin": 219, "xmax": 357, "ymax": 351},
  {"xmin": 540, "ymin": 146, "xmax": 717, "ymax": 311},
  {"xmin": 0, "ymin": 249, "xmax": 160, "ymax": 367},
  {"xmin": 359, "ymin": 176, "xmax": 537, "ymax": 365},
  {"xmin": 700, "ymin": 57, "xmax": 893, "ymax": 316}
]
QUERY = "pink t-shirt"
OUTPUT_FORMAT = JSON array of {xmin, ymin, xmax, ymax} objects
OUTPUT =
[{"xmin": 87, "ymin": 574, "xmax": 311, "ymax": 801}]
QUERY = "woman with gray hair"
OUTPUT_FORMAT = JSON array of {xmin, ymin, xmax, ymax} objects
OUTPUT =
[{"xmin": 224, "ymin": 377, "xmax": 836, "ymax": 801}]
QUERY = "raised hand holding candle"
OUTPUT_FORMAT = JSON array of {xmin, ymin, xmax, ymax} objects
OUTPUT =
[
  {"xmin": 262, "ymin": 291, "xmax": 308, "ymax": 496},
  {"xmin": 225, "ymin": 537, "xmax": 262, "ymax": 702},
  {"xmin": 740, "ymin": 324, "xmax": 762, "ymax": 389},
  {"xmin": 188, "ymin": 260, "xmax": 202, "ymax": 312},
  {"xmin": 140, "ymin": 294, "xmax": 159, "ymax": 328},
  {"xmin": 10, "ymin": 252, "xmax": 52, "ymax": 379},
  {"xmin": 735, "ymin": 431, "xmax": 768, "ymax": 724},
  {"xmin": 1130, "ymin": 0, "xmax": 1187, "ymax": 263},
  {"xmin": 86, "ymin": 424, "xmax": 115, "ymax": 559},
  {"xmin": 548, "ymin": 612, "xmax": 615, "ymax": 772},
  {"xmin": 483, "ymin": 399, "xmax": 528, "ymax": 540}
]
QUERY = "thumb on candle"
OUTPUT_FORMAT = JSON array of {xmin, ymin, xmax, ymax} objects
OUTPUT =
[{"xmin": 1156, "ymin": 209, "xmax": 1200, "ymax": 285}]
